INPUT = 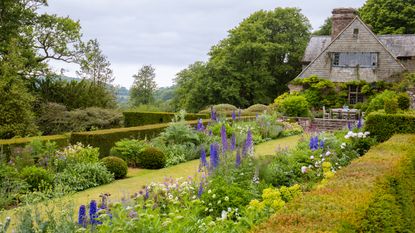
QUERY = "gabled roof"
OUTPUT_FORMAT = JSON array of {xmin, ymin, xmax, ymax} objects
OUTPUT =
[{"xmin": 303, "ymin": 35, "xmax": 415, "ymax": 62}]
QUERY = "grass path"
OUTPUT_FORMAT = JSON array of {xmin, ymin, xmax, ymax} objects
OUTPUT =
[{"xmin": 1, "ymin": 135, "xmax": 300, "ymax": 220}]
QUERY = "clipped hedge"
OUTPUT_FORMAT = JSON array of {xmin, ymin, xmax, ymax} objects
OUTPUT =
[
  {"xmin": 254, "ymin": 134, "xmax": 415, "ymax": 233},
  {"xmin": 365, "ymin": 111, "xmax": 415, "ymax": 142},
  {"xmin": 123, "ymin": 111, "xmax": 208, "ymax": 127},
  {"xmin": 0, "ymin": 134, "xmax": 69, "ymax": 160}
]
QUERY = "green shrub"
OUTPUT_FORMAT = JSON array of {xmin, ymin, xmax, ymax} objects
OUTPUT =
[
  {"xmin": 397, "ymin": 92, "xmax": 411, "ymax": 110},
  {"xmin": 110, "ymin": 139, "xmax": 147, "ymax": 167},
  {"xmin": 0, "ymin": 164, "xmax": 28, "ymax": 209},
  {"xmin": 52, "ymin": 143, "xmax": 100, "ymax": 172},
  {"xmin": 384, "ymin": 98, "xmax": 398, "ymax": 114},
  {"xmin": 278, "ymin": 95, "xmax": 310, "ymax": 117},
  {"xmin": 366, "ymin": 90, "xmax": 398, "ymax": 113},
  {"xmin": 101, "ymin": 156, "xmax": 128, "ymax": 179},
  {"xmin": 140, "ymin": 147, "xmax": 166, "ymax": 169},
  {"xmin": 365, "ymin": 112, "xmax": 415, "ymax": 142},
  {"xmin": 123, "ymin": 111, "xmax": 208, "ymax": 127},
  {"xmin": 255, "ymin": 135, "xmax": 415, "ymax": 232},
  {"xmin": 244, "ymin": 104, "xmax": 268, "ymax": 113},
  {"xmin": 20, "ymin": 166, "xmax": 53, "ymax": 191},
  {"xmin": 55, "ymin": 163, "xmax": 113, "ymax": 191}
]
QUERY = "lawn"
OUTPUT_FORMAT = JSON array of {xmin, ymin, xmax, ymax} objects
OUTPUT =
[{"xmin": 1, "ymin": 135, "xmax": 301, "ymax": 221}]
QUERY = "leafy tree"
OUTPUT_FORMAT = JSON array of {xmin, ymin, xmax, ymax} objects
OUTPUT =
[
  {"xmin": 313, "ymin": 17, "xmax": 332, "ymax": 35},
  {"xmin": 173, "ymin": 61, "xmax": 211, "ymax": 112},
  {"xmin": 359, "ymin": 0, "xmax": 415, "ymax": 34},
  {"xmin": 76, "ymin": 39, "xmax": 114, "ymax": 85},
  {"xmin": 130, "ymin": 65, "xmax": 157, "ymax": 106},
  {"xmin": 174, "ymin": 8, "xmax": 311, "ymax": 111}
]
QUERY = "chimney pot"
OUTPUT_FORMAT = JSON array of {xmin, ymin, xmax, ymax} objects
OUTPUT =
[{"xmin": 331, "ymin": 8, "xmax": 357, "ymax": 39}]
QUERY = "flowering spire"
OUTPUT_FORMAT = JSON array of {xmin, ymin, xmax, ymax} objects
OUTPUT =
[
  {"xmin": 244, "ymin": 129, "xmax": 253, "ymax": 156},
  {"xmin": 232, "ymin": 111, "xmax": 236, "ymax": 121},
  {"xmin": 357, "ymin": 118, "xmax": 362, "ymax": 129},
  {"xmin": 196, "ymin": 119, "xmax": 204, "ymax": 132},
  {"xmin": 309, "ymin": 136, "xmax": 319, "ymax": 151},
  {"xmin": 89, "ymin": 200, "xmax": 98, "ymax": 225},
  {"xmin": 78, "ymin": 205, "xmax": 87, "ymax": 227},
  {"xmin": 319, "ymin": 139, "xmax": 324, "ymax": 149},
  {"xmin": 230, "ymin": 133, "xmax": 236, "ymax": 151},
  {"xmin": 348, "ymin": 121, "xmax": 352, "ymax": 131},
  {"xmin": 235, "ymin": 150, "xmax": 241, "ymax": 167},
  {"xmin": 210, "ymin": 143, "xmax": 219, "ymax": 169},
  {"xmin": 197, "ymin": 182, "xmax": 204, "ymax": 198},
  {"xmin": 144, "ymin": 186, "xmax": 149, "ymax": 200},
  {"xmin": 200, "ymin": 146, "xmax": 207, "ymax": 168},
  {"xmin": 220, "ymin": 124, "xmax": 228, "ymax": 152}
]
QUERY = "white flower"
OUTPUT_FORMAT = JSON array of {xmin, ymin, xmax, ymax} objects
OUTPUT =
[
  {"xmin": 344, "ymin": 135, "xmax": 350, "ymax": 139},
  {"xmin": 208, "ymin": 189, "xmax": 212, "ymax": 194},
  {"xmin": 212, "ymin": 194, "xmax": 216, "ymax": 199},
  {"xmin": 224, "ymin": 196, "xmax": 229, "ymax": 201},
  {"xmin": 221, "ymin": 210, "xmax": 228, "ymax": 220},
  {"xmin": 310, "ymin": 155, "xmax": 315, "ymax": 160},
  {"xmin": 205, "ymin": 208, "xmax": 209, "ymax": 212},
  {"xmin": 209, "ymin": 209, "xmax": 213, "ymax": 212},
  {"xmin": 217, "ymin": 200, "xmax": 221, "ymax": 204},
  {"xmin": 228, "ymin": 207, "xmax": 232, "ymax": 212},
  {"xmin": 357, "ymin": 132, "xmax": 364, "ymax": 138},
  {"xmin": 364, "ymin": 131, "xmax": 370, "ymax": 136},
  {"xmin": 322, "ymin": 158, "xmax": 325, "ymax": 161},
  {"xmin": 301, "ymin": 166, "xmax": 307, "ymax": 174},
  {"xmin": 325, "ymin": 151, "xmax": 331, "ymax": 156},
  {"xmin": 340, "ymin": 143, "xmax": 346, "ymax": 149}
]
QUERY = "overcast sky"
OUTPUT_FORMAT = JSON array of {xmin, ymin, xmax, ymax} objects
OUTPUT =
[{"xmin": 45, "ymin": 0, "xmax": 366, "ymax": 88}]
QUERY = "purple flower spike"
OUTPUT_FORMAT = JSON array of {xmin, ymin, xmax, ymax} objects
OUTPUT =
[
  {"xmin": 144, "ymin": 186, "xmax": 149, "ymax": 200},
  {"xmin": 230, "ymin": 133, "xmax": 236, "ymax": 151},
  {"xmin": 210, "ymin": 143, "xmax": 219, "ymax": 169},
  {"xmin": 89, "ymin": 200, "xmax": 98, "ymax": 225},
  {"xmin": 78, "ymin": 205, "xmax": 87, "ymax": 227},
  {"xmin": 309, "ymin": 136, "xmax": 319, "ymax": 151},
  {"xmin": 348, "ymin": 121, "xmax": 352, "ymax": 131},
  {"xmin": 200, "ymin": 146, "xmax": 207, "ymax": 167},
  {"xmin": 357, "ymin": 118, "xmax": 362, "ymax": 129},
  {"xmin": 197, "ymin": 182, "xmax": 204, "ymax": 197},
  {"xmin": 196, "ymin": 119, "xmax": 205, "ymax": 132},
  {"xmin": 319, "ymin": 139, "xmax": 324, "ymax": 149},
  {"xmin": 236, "ymin": 150, "xmax": 241, "ymax": 167},
  {"xmin": 244, "ymin": 129, "xmax": 253, "ymax": 156},
  {"xmin": 232, "ymin": 111, "xmax": 236, "ymax": 121},
  {"xmin": 220, "ymin": 124, "xmax": 228, "ymax": 152}
]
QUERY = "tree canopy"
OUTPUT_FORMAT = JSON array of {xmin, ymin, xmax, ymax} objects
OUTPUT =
[
  {"xmin": 130, "ymin": 65, "xmax": 158, "ymax": 106},
  {"xmin": 313, "ymin": 17, "xmax": 332, "ymax": 36},
  {"xmin": 174, "ymin": 7, "xmax": 311, "ymax": 112},
  {"xmin": 359, "ymin": 0, "xmax": 415, "ymax": 34}
]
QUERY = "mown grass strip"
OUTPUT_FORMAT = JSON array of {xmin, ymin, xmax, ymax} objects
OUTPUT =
[{"xmin": 253, "ymin": 134, "xmax": 415, "ymax": 233}]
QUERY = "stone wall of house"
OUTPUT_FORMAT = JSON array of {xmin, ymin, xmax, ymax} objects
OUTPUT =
[
  {"xmin": 400, "ymin": 59, "xmax": 415, "ymax": 72},
  {"xmin": 299, "ymin": 18, "xmax": 405, "ymax": 82}
]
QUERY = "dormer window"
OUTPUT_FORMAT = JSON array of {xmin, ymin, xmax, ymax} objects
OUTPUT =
[
  {"xmin": 332, "ymin": 52, "xmax": 378, "ymax": 68},
  {"xmin": 353, "ymin": 28, "xmax": 359, "ymax": 38}
]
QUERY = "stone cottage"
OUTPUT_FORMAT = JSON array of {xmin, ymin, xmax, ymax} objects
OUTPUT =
[{"xmin": 295, "ymin": 8, "xmax": 415, "ymax": 104}]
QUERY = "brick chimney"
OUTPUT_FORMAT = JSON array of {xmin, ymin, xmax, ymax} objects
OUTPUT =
[{"xmin": 331, "ymin": 8, "xmax": 357, "ymax": 39}]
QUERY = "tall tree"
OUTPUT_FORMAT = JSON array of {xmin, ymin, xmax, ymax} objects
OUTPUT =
[
  {"xmin": 76, "ymin": 39, "xmax": 114, "ymax": 85},
  {"xmin": 174, "ymin": 7, "xmax": 311, "ymax": 110},
  {"xmin": 313, "ymin": 17, "xmax": 332, "ymax": 35},
  {"xmin": 359, "ymin": 0, "xmax": 415, "ymax": 34},
  {"xmin": 130, "ymin": 65, "xmax": 157, "ymax": 106}
]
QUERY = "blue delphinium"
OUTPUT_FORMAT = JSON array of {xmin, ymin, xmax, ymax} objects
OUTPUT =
[
  {"xmin": 210, "ymin": 143, "xmax": 219, "ymax": 169},
  {"xmin": 235, "ymin": 150, "xmax": 241, "ymax": 167},
  {"xmin": 230, "ymin": 133, "xmax": 236, "ymax": 151},
  {"xmin": 348, "ymin": 121, "xmax": 352, "ymax": 131},
  {"xmin": 200, "ymin": 146, "xmax": 207, "ymax": 168},
  {"xmin": 196, "ymin": 119, "xmax": 204, "ymax": 131},
  {"xmin": 78, "ymin": 205, "xmax": 87, "ymax": 227},
  {"xmin": 357, "ymin": 118, "xmax": 362, "ymax": 129},
  {"xmin": 319, "ymin": 139, "xmax": 324, "ymax": 149},
  {"xmin": 245, "ymin": 129, "xmax": 253, "ymax": 156},
  {"xmin": 89, "ymin": 200, "xmax": 98, "ymax": 225},
  {"xmin": 220, "ymin": 124, "xmax": 228, "ymax": 152},
  {"xmin": 144, "ymin": 186, "xmax": 149, "ymax": 200},
  {"xmin": 232, "ymin": 111, "xmax": 236, "ymax": 121},
  {"xmin": 309, "ymin": 136, "xmax": 319, "ymax": 151},
  {"xmin": 197, "ymin": 182, "xmax": 204, "ymax": 197}
]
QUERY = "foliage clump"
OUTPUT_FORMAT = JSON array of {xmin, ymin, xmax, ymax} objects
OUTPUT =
[
  {"xmin": 101, "ymin": 156, "xmax": 128, "ymax": 179},
  {"xmin": 139, "ymin": 147, "xmax": 166, "ymax": 169}
]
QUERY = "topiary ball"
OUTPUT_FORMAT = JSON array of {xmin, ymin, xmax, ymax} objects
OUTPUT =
[
  {"xmin": 140, "ymin": 147, "xmax": 166, "ymax": 169},
  {"xmin": 101, "ymin": 156, "xmax": 128, "ymax": 179}
]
